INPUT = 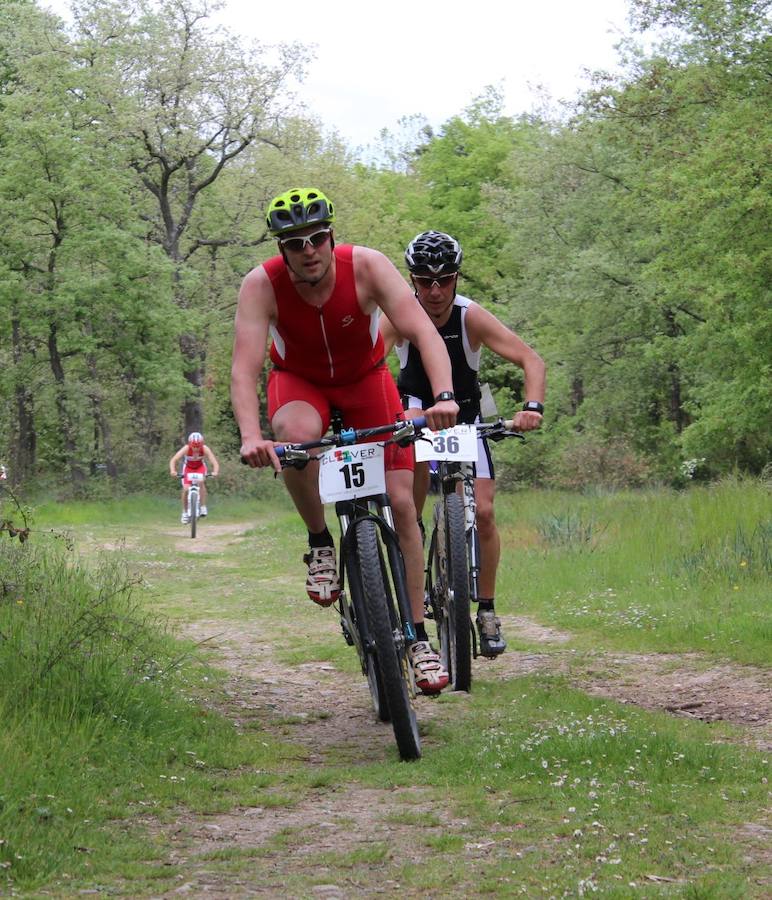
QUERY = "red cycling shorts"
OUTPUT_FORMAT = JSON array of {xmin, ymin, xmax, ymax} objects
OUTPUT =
[
  {"xmin": 267, "ymin": 364, "xmax": 414, "ymax": 471},
  {"xmin": 182, "ymin": 460, "xmax": 207, "ymax": 486}
]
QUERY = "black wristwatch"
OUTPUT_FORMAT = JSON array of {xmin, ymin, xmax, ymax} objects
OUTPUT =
[
  {"xmin": 434, "ymin": 391, "xmax": 455, "ymax": 403},
  {"xmin": 522, "ymin": 400, "xmax": 544, "ymax": 414}
]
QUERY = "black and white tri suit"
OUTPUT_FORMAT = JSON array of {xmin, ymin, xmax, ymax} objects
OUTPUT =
[{"xmin": 396, "ymin": 295, "xmax": 494, "ymax": 479}]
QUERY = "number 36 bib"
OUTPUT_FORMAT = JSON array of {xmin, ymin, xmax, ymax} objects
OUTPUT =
[{"xmin": 414, "ymin": 425, "xmax": 478, "ymax": 463}]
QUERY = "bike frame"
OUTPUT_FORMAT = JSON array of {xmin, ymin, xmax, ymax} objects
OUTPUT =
[
  {"xmin": 273, "ymin": 415, "xmax": 427, "ymax": 760},
  {"xmin": 184, "ymin": 471, "xmax": 205, "ymax": 539},
  {"xmin": 425, "ymin": 420, "xmax": 523, "ymax": 681},
  {"xmin": 436, "ymin": 459, "xmax": 481, "ymax": 602},
  {"xmin": 336, "ymin": 494, "xmax": 416, "ymax": 651}
]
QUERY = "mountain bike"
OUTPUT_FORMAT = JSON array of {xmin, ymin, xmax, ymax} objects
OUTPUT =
[
  {"xmin": 274, "ymin": 414, "xmax": 428, "ymax": 761},
  {"xmin": 420, "ymin": 419, "xmax": 523, "ymax": 692},
  {"xmin": 182, "ymin": 471, "xmax": 206, "ymax": 539}
]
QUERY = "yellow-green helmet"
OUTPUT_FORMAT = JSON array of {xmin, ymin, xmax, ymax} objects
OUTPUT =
[{"xmin": 265, "ymin": 187, "xmax": 335, "ymax": 236}]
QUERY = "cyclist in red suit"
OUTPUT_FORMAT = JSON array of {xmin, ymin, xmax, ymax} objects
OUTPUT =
[
  {"xmin": 232, "ymin": 187, "xmax": 459, "ymax": 694},
  {"xmin": 169, "ymin": 432, "xmax": 220, "ymax": 524}
]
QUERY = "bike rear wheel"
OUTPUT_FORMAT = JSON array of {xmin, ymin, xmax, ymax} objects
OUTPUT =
[
  {"xmin": 355, "ymin": 519, "xmax": 421, "ymax": 760},
  {"xmin": 433, "ymin": 492, "xmax": 472, "ymax": 692},
  {"xmin": 189, "ymin": 490, "xmax": 198, "ymax": 539}
]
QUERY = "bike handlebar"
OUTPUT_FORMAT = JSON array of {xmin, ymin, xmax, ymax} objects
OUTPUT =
[
  {"xmin": 273, "ymin": 416, "xmax": 428, "ymax": 465},
  {"xmin": 472, "ymin": 419, "xmax": 525, "ymax": 442},
  {"xmin": 240, "ymin": 416, "xmax": 523, "ymax": 470}
]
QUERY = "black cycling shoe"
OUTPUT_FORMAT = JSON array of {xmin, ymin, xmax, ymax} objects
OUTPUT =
[{"xmin": 476, "ymin": 610, "xmax": 507, "ymax": 657}]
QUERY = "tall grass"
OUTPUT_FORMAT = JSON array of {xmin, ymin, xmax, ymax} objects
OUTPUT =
[
  {"xmin": 0, "ymin": 533, "xmax": 278, "ymax": 890},
  {"xmin": 495, "ymin": 478, "xmax": 771, "ymax": 664}
]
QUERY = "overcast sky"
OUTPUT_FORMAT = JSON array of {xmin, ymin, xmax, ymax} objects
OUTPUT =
[{"xmin": 44, "ymin": 0, "xmax": 634, "ymax": 148}]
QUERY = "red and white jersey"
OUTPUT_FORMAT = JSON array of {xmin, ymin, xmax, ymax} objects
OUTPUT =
[
  {"xmin": 184, "ymin": 444, "xmax": 205, "ymax": 465},
  {"xmin": 264, "ymin": 244, "xmax": 384, "ymax": 386}
]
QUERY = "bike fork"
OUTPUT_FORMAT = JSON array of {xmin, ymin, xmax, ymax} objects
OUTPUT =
[{"xmin": 371, "ymin": 495, "xmax": 416, "ymax": 643}]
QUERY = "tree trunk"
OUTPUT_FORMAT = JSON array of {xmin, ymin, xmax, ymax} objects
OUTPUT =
[
  {"xmin": 180, "ymin": 331, "xmax": 204, "ymax": 436},
  {"xmin": 48, "ymin": 322, "xmax": 86, "ymax": 488},
  {"xmin": 89, "ymin": 398, "xmax": 118, "ymax": 478},
  {"xmin": 663, "ymin": 309, "xmax": 688, "ymax": 433},
  {"xmin": 10, "ymin": 314, "xmax": 36, "ymax": 485},
  {"xmin": 570, "ymin": 374, "xmax": 585, "ymax": 415}
]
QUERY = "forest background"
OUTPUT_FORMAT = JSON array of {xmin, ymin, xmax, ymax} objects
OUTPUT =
[{"xmin": 1, "ymin": 0, "xmax": 769, "ymax": 497}]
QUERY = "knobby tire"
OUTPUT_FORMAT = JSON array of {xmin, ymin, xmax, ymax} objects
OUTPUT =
[
  {"xmin": 189, "ymin": 490, "xmax": 198, "ymax": 539},
  {"xmin": 344, "ymin": 549, "xmax": 389, "ymax": 722},
  {"xmin": 355, "ymin": 519, "xmax": 421, "ymax": 760},
  {"xmin": 437, "ymin": 492, "xmax": 472, "ymax": 692}
]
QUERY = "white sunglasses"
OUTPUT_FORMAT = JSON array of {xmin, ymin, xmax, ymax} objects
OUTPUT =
[{"xmin": 278, "ymin": 227, "xmax": 332, "ymax": 252}]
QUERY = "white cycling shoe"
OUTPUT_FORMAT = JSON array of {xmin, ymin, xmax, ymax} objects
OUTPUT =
[{"xmin": 409, "ymin": 641, "xmax": 449, "ymax": 695}]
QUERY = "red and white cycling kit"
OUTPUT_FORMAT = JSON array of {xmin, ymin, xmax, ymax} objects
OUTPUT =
[
  {"xmin": 263, "ymin": 244, "xmax": 412, "ymax": 471},
  {"xmin": 181, "ymin": 445, "xmax": 207, "ymax": 486}
]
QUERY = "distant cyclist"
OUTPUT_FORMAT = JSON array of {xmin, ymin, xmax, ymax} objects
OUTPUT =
[
  {"xmin": 169, "ymin": 432, "xmax": 220, "ymax": 524},
  {"xmin": 381, "ymin": 230, "xmax": 546, "ymax": 658}
]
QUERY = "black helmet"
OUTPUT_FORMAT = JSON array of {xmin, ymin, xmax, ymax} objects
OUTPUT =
[{"xmin": 404, "ymin": 231, "xmax": 462, "ymax": 275}]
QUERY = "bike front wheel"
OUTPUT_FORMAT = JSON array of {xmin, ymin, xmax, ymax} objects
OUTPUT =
[
  {"xmin": 355, "ymin": 519, "xmax": 421, "ymax": 760},
  {"xmin": 189, "ymin": 490, "xmax": 198, "ymax": 539},
  {"xmin": 343, "ymin": 561, "xmax": 390, "ymax": 722},
  {"xmin": 432, "ymin": 492, "xmax": 472, "ymax": 692}
]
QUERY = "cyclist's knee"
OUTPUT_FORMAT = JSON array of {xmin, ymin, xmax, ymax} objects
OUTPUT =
[{"xmin": 272, "ymin": 402, "xmax": 324, "ymax": 443}]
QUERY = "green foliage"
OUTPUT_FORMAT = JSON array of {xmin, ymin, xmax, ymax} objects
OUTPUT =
[
  {"xmin": 0, "ymin": 1, "xmax": 768, "ymax": 490},
  {"xmin": 484, "ymin": 4, "xmax": 771, "ymax": 480},
  {"xmin": 410, "ymin": 87, "xmax": 535, "ymax": 295}
]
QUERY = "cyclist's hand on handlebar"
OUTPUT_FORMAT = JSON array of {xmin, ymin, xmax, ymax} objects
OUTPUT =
[
  {"xmin": 240, "ymin": 437, "xmax": 282, "ymax": 473},
  {"xmin": 511, "ymin": 410, "xmax": 543, "ymax": 432},
  {"xmin": 424, "ymin": 399, "xmax": 459, "ymax": 431}
]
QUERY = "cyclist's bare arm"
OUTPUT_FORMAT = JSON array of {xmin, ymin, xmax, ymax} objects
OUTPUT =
[
  {"xmin": 354, "ymin": 248, "xmax": 457, "ymax": 430},
  {"xmin": 231, "ymin": 266, "xmax": 282, "ymax": 472},
  {"xmin": 379, "ymin": 314, "xmax": 400, "ymax": 356},
  {"xmin": 466, "ymin": 303, "xmax": 546, "ymax": 432},
  {"xmin": 203, "ymin": 445, "xmax": 220, "ymax": 475},
  {"xmin": 169, "ymin": 446, "xmax": 185, "ymax": 476}
]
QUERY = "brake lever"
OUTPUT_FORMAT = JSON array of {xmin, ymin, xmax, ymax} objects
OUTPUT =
[
  {"xmin": 280, "ymin": 447, "xmax": 315, "ymax": 470},
  {"xmin": 388, "ymin": 420, "xmax": 420, "ymax": 448}
]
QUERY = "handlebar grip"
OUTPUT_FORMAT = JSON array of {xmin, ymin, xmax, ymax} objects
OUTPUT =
[{"xmin": 411, "ymin": 415, "xmax": 427, "ymax": 429}]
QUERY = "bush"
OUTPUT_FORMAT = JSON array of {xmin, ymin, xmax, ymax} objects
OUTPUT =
[{"xmin": 547, "ymin": 435, "xmax": 653, "ymax": 490}]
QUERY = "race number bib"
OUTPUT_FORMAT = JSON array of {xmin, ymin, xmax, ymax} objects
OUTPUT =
[
  {"xmin": 415, "ymin": 425, "xmax": 478, "ymax": 463},
  {"xmin": 318, "ymin": 442, "xmax": 386, "ymax": 503}
]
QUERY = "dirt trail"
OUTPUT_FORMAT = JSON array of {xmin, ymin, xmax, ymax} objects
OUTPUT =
[
  {"xmin": 486, "ymin": 616, "xmax": 772, "ymax": 744},
  {"xmin": 130, "ymin": 523, "xmax": 771, "ymax": 897},
  {"xmin": 147, "ymin": 608, "xmax": 771, "ymax": 898},
  {"xmin": 154, "ymin": 618, "xmax": 471, "ymax": 898}
]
